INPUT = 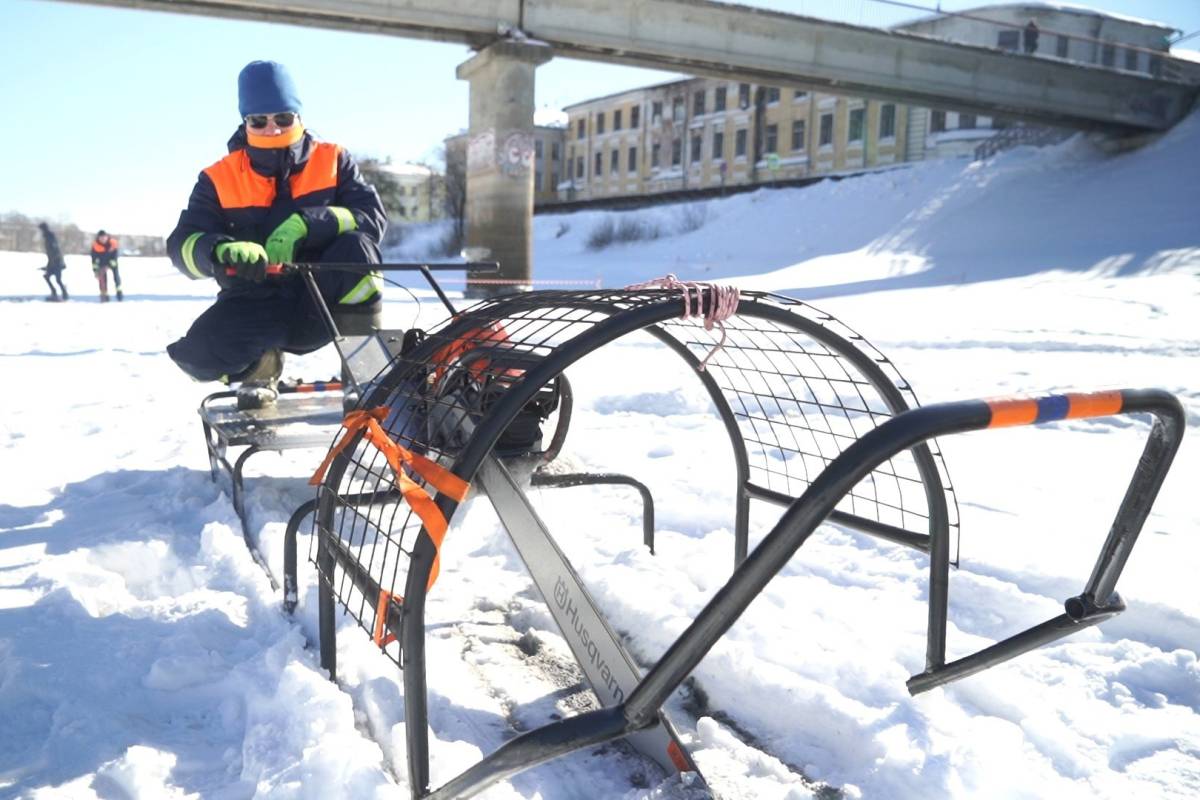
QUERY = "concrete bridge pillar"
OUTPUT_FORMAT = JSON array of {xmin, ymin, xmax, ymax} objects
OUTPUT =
[{"xmin": 456, "ymin": 40, "xmax": 552, "ymax": 297}]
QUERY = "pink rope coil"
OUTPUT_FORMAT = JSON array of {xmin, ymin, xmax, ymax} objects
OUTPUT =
[{"xmin": 625, "ymin": 273, "xmax": 740, "ymax": 370}]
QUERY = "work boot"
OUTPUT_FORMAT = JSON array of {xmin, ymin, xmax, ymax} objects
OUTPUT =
[
  {"xmin": 62, "ymin": 289, "xmax": 69, "ymax": 301},
  {"xmin": 116, "ymin": 289, "xmax": 124, "ymax": 301},
  {"xmin": 236, "ymin": 348, "xmax": 283, "ymax": 411},
  {"xmin": 45, "ymin": 292, "xmax": 60, "ymax": 302},
  {"xmin": 100, "ymin": 293, "xmax": 109, "ymax": 303}
]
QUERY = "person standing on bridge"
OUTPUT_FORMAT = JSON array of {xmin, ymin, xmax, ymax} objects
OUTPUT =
[
  {"xmin": 165, "ymin": 60, "xmax": 387, "ymax": 409},
  {"xmin": 91, "ymin": 230, "xmax": 123, "ymax": 302},
  {"xmin": 1023, "ymin": 20, "xmax": 1040, "ymax": 54},
  {"xmin": 38, "ymin": 222, "xmax": 68, "ymax": 302}
]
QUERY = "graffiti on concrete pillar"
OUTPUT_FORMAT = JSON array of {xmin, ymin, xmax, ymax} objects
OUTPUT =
[
  {"xmin": 465, "ymin": 128, "xmax": 534, "ymax": 179},
  {"xmin": 467, "ymin": 130, "xmax": 496, "ymax": 172},
  {"xmin": 500, "ymin": 132, "xmax": 535, "ymax": 178}
]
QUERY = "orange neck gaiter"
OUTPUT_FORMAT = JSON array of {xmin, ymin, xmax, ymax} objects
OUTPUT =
[{"xmin": 247, "ymin": 123, "xmax": 306, "ymax": 149}]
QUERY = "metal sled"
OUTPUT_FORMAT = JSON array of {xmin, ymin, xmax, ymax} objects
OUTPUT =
[{"xmin": 202, "ymin": 270, "xmax": 1181, "ymax": 799}]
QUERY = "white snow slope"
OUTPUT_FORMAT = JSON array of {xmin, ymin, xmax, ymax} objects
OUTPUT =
[{"xmin": 1, "ymin": 114, "xmax": 1197, "ymax": 800}]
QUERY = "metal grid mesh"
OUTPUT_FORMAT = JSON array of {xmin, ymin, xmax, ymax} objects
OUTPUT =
[{"xmin": 312, "ymin": 290, "xmax": 958, "ymax": 665}]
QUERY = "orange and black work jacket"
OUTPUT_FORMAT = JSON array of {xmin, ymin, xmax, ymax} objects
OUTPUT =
[
  {"xmin": 91, "ymin": 237, "xmax": 119, "ymax": 269},
  {"xmin": 166, "ymin": 126, "xmax": 386, "ymax": 296}
]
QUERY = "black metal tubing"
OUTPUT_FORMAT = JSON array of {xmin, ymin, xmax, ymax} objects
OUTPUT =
[
  {"xmin": 425, "ymin": 706, "xmax": 646, "ymax": 800},
  {"xmin": 624, "ymin": 389, "xmax": 1182, "ymax": 722},
  {"xmin": 283, "ymin": 498, "xmax": 318, "ymax": 615},
  {"xmin": 530, "ymin": 472, "xmax": 657, "ymax": 554},
  {"xmin": 745, "ymin": 481, "xmax": 931, "ymax": 553}
]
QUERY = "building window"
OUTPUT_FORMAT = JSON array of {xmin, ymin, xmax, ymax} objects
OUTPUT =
[
  {"xmin": 614, "ymin": 109, "xmax": 624, "ymax": 131},
  {"xmin": 931, "ymin": 110, "xmax": 947, "ymax": 132},
  {"xmin": 576, "ymin": 119, "xmax": 585, "ymax": 139},
  {"xmin": 694, "ymin": 90, "xmax": 706, "ymax": 116},
  {"xmin": 713, "ymin": 131, "xmax": 724, "ymax": 159},
  {"xmin": 576, "ymin": 156, "xmax": 584, "ymax": 178},
  {"xmin": 819, "ymin": 113, "xmax": 833, "ymax": 146},
  {"xmin": 738, "ymin": 83, "xmax": 751, "ymax": 109},
  {"xmin": 551, "ymin": 142, "xmax": 560, "ymax": 160},
  {"xmin": 610, "ymin": 149, "xmax": 619, "ymax": 173},
  {"xmin": 1124, "ymin": 48, "xmax": 1139, "ymax": 71},
  {"xmin": 793, "ymin": 90, "xmax": 808, "ymax": 102},
  {"xmin": 735, "ymin": 128, "xmax": 747, "ymax": 157},
  {"xmin": 765, "ymin": 87, "xmax": 780, "ymax": 104},
  {"xmin": 631, "ymin": 106, "xmax": 640, "ymax": 129},
  {"xmin": 672, "ymin": 97, "xmax": 685, "ymax": 122},
  {"xmin": 997, "ymin": 30, "xmax": 1019, "ymax": 51},
  {"xmin": 791, "ymin": 120, "xmax": 806, "ymax": 151},
  {"xmin": 880, "ymin": 103, "xmax": 896, "ymax": 139},
  {"xmin": 652, "ymin": 142, "xmax": 661, "ymax": 167},
  {"xmin": 397, "ymin": 186, "xmax": 406, "ymax": 196},
  {"xmin": 596, "ymin": 112, "xmax": 605, "ymax": 134},
  {"xmin": 594, "ymin": 152, "xmax": 603, "ymax": 176},
  {"xmin": 715, "ymin": 87, "xmax": 727, "ymax": 112},
  {"xmin": 848, "ymin": 108, "xmax": 864, "ymax": 144},
  {"xmin": 959, "ymin": 113, "xmax": 976, "ymax": 130},
  {"xmin": 1101, "ymin": 43, "xmax": 1115, "ymax": 66},
  {"xmin": 671, "ymin": 138, "xmax": 682, "ymax": 166},
  {"xmin": 764, "ymin": 123, "xmax": 778, "ymax": 154},
  {"xmin": 535, "ymin": 139, "xmax": 543, "ymax": 158},
  {"xmin": 1056, "ymin": 35, "xmax": 1069, "ymax": 58},
  {"xmin": 651, "ymin": 102, "xmax": 662, "ymax": 123},
  {"xmin": 691, "ymin": 133, "xmax": 702, "ymax": 161},
  {"xmin": 551, "ymin": 170, "xmax": 559, "ymax": 186},
  {"xmin": 628, "ymin": 146, "xmax": 637, "ymax": 172},
  {"xmin": 1150, "ymin": 55, "xmax": 1163, "ymax": 77},
  {"xmin": 535, "ymin": 170, "xmax": 542, "ymax": 190}
]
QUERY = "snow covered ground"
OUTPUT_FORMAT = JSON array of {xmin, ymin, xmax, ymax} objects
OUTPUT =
[{"xmin": 1, "ymin": 115, "xmax": 1197, "ymax": 799}]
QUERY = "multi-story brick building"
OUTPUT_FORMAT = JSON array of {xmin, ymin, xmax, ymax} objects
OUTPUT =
[{"xmin": 560, "ymin": 78, "xmax": 908, "ymax": 202}]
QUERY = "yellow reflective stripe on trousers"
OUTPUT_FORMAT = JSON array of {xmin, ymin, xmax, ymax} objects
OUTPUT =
[
  {"xmin": 181, "ymin": 232, "xmax": 206, "ymax": 279},
  {"xmin": 338, "ymin": 271, "xmax": 381, "ymax": 304},
  {"xmin": 330, "ymin": 206, "xmax": 357, "ymax": 234}
]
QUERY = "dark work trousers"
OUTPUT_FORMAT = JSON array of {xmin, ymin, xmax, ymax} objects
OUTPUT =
[
  {"xmin": 167, "ymin": 231, "xmax": 382, "ymax": 382},
  {"xmin": 43, "ymin": 269, "xmax": 66, "ymax": 296}
]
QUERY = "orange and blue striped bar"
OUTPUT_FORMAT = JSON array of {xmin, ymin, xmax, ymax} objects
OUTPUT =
[
  {"xmin": 985, "ymin": 390, "xmax": 1124, "ymax": 428},
  {"xmin": 290, "ymin": 381, "xmax": 344, "ymax": 393}
]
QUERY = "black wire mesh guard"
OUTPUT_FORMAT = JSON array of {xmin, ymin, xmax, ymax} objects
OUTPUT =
[{"xmin": 310, "ymin": 288, "xmax": 958, "ymax": 669}]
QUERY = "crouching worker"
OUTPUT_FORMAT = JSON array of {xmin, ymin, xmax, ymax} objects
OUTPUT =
[
  {"xmin": 91, "ymin": 230, "xmax": 123, "ymax": 302},
  {"xmin": 165, "ymin": 60, "xmax": 386, "ymax": 409}
]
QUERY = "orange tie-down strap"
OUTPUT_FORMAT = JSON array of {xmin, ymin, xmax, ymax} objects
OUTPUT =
[
  {"xmin": 310, "ymin": 407, "xmax": 470, "ymax": 592},
  {"xmin": 374, "ymin": 590, "xmax": 401, "ymax": 647}
]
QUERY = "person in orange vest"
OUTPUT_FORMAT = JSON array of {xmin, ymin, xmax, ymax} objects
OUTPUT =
[
  {"xmin": 90, "ymin": 230, "xmax": 123, "ymax": 302},
  {"xmin": 165, "ymin": 60, "xmax": 386, "ymax": 409}
]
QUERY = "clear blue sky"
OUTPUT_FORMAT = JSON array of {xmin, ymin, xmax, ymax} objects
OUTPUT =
[{"xmin": 2, "ymin": 0, "xmax": 1196, "ymax": 235}]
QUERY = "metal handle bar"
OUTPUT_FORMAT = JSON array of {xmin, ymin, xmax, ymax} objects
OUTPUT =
[
  {"xmin": 222, "ymin": 260, "xmax": 500, "ymax": 277},
  {"xmin": 623, "ymin": 388, "xmax": 1183, "ymax": 721}
]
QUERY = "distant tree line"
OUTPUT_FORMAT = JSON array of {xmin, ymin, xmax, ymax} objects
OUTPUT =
[{"xmin": 0, "ymin": 212, "xmax": 166, "ymax": 256}]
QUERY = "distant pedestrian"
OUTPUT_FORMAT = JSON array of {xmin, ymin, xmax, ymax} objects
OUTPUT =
[
  {"xmin": 1023, "ymin": 20, "xmax": 1040, "ymax": 54},
  {"xmin": 91, "ymin": 230, "xmax": 124, "ymax": 302},
  {"xmin": 38, "ymin": 222, "xmax": 68, "ymax": 302}
]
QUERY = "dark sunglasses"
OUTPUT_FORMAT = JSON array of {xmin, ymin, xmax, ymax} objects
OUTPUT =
[{"xmin": 245, "ymin": 112, "xmax": 297, "ymax": 129}]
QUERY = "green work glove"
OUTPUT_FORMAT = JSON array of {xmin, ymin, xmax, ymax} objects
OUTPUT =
[
  {"xmin": 214, "ymin": 241, "xmax": 269, "ymax": 282},
  {"xmin": 265, "ymin": 213, "xmax": 308, "ymax": 265}
]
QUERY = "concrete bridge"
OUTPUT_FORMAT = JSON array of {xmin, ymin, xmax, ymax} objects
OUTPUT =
[{"xmin": 58, "ymin": 0, "xmax": 1200, "ymax": 289}]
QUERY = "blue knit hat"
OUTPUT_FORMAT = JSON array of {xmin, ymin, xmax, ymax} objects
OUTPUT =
[{"xmin": 237, "ymin": 61, "xmax": 302, "ymax": 117}]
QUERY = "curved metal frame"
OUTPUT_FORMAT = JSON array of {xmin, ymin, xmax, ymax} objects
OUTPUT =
[{"xmin": 313, "ymin": 289, "xmax": 964, "ymax": 797}]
